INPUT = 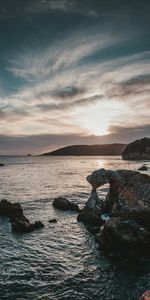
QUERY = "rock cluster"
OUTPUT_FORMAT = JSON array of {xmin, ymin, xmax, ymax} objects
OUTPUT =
[
  {"xmin": 122, "ymin": 137, "xmax": 150, "ymax": 160},
  {"xmin": 79, "ymin": 168, "xmax": 150, "ymax": 256},
  {"xmin": 0, "ymin": 199, "xmax": 44, "ymax": 233}
]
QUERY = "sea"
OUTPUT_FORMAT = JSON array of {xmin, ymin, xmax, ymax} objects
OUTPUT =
[{"xmin": 0, "ymin": 156, "xmax": 150, "ymax": 300}]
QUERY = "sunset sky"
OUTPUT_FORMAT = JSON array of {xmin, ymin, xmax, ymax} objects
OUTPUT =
[{"xmin": 0, "ymin": 0, "xmax": 150, "ymax": 154}]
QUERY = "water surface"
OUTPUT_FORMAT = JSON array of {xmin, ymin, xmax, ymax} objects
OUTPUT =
[{"xmin": 0, "ymin": 156, "xmax": 150, "ymax": 300}]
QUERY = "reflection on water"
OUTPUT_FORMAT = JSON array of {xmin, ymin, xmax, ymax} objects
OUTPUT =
[{"xmin": 0, "ymin": 156, "xmax": 150, "ymax": 300}]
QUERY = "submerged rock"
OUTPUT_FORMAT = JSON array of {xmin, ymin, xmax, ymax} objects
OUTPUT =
[
  {"xmin": 122, "ymin": 137, "xmax": 150, "ymax": 160},
  {"xmin": 53, "ymin": 197, "xmax": 80, "ymax": 212},
  {"xmin": 0, "ymin": 163, "xmax": 4, "ymax": 167},
  {"xmin": 0, "ymin": 199, "xmax": 44, "ymax": 233},
  {"xmin": 97, "ymin": 217, "xmax": 150, "ymax": 256},
  {"xmin": 140, "ymin": 291, "xmax": 150, "ymax": 300},
  {"xmin": 49, "ymin": 218, "xmax": 57, "ymax": 223}
]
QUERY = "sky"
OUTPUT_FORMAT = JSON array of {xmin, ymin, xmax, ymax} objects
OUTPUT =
[{"xmin": 0, "ymin": 0, "xmax": 150, "ymax": 154}]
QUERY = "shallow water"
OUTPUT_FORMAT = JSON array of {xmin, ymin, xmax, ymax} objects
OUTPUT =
[{"xmin": 0, "ymin": 156, "xmax": 150, "ymax": 300}]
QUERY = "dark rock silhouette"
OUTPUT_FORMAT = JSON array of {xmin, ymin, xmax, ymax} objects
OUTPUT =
[
  {"xmin": 0, "ymin": 163, "xmax": 4, "ymax": 167},
  {"xmin": 53, "ymin": 197, "xmax": 80, "ymax": 212},
  {"xmin": 122, "ymin": 137, "xmax": 150, "ymax": 160},
  {"xmin": 77, "ymin": 191, "xmax": 104, "ymax": 225},
  {"xmin": 0, "ymin": 199, "xmax": 44, "ymax": 233},
  {"xmin": 42, "ymin": 143, "xmax": 126, "ymax": 156},
  {"xmin": 138, "ymin": 165, "xmax": 148, "ymax": 171},
  {"xmin": 97, "ymin": 217, "xmax": 150, "ymax": 256},
  {"xmin": 84, "ymin": 168, "xmax": 150, "ymax": 256},
  {"xmin": 49, "ymin": 218, "xmax": 57, "ymax": 223}
]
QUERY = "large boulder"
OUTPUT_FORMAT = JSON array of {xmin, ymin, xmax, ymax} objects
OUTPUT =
[
  {"xmin": 87, "ymin": 169, "xmax": 150, "ymax": 218},
  {"xmin": 86, "ymin": 168, "xmax": 150, "ymax": 256},
  {"xmin": 122, "ymin": 137, "xmax": 150, "ymax": 160},
  {"xmin": 53, "ymin": 197, "xmax": 80, "ymax": 212},
  {"xmin": 97, "ymin": 217, "xmax": 150, "ymax": 256}
]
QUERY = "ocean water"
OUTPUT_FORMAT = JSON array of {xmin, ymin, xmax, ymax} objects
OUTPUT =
[{"xmin": 0, "ymin": 156, "xmax": 150, "ymax": 300}]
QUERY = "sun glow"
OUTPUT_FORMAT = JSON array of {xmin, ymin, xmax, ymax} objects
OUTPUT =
[{"xmin": 73, "ymin": 100, "xmax": 127, "ymax": 136}]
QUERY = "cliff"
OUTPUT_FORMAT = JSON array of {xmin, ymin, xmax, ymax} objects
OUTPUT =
[{"xmin": 122, "ymin": 137, "xmax": 150, "ymax": 160}]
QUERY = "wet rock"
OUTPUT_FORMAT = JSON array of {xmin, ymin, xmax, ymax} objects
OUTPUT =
[
  {"xmin": 0, "ymin": 199, "xmax": 44, "ymax": 233},
  {"xmin": 53, "ymin": 197, "xmax": 80, "ymax": 212},
  {"xmin": 97, "ymin": 217, "xmax": 150, "ymax": 256},
  {"xmin": 49, "ymin": 218, "xmax": 57, "ymax": 223},
  {"xmin": 11, "ymin": 218, "xmax": 44, "ymax": 233},
  {"xmin": 138, "ymin": 165, "xmax": 148, "ymax": 171},
  {"xmin": 140, "ymin": 291, "xmax": 150, "ymax": 300},
  {"xmin": 0, "ymin": 199, "xmax": 23, "ymax": 218},
  {"xmin": 122, "ymin": 137, "xmax": 150, "ymax": 160},
  {"xmin": 77, "ymin": 191, "xmax": 105, "ymax": 225},
  {"xmin": 0, "ymin": 163, "xmax": 4, "ymax": 167},
  {"xmin": 87, "ymin": 168, "xmax": 150, "ymax": 215},
  {"xmin": 77, "ymin": 208, "xmax": 104, "ymax": 226}
]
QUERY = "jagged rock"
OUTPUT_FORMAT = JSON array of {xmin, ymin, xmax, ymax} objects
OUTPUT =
[
  {"xmin": 97, "ymin": 217, "xmax": 150, "ymax": 256},
  {"xmin": 77, "ymin": 208, "xmax": 104, "ymax": 226},
  {"xmin": 0, "ymin": 163, "xmax": 4, "ymax": 167},
  {"xmin": 87, "ymin": 168, "xmax": 150, "ymax": 216},
  {"xmin": 49, "ymin": 218, "xmax": 57, "ymax": 223},
  {"xmin": 53, "ymin": 197, "xmax": 80, "ymax": 212},
  {"xmin": 122, "ymin": 137, "xmax": 150, "ymax": 160},
  {"xmin": 139, "ymin": 291, "xmax": 150, "ymax": 300},
  {"xmin": 0, "ymin": 199, "xmax": 23, "ymax": 218},
  {"xmin": 77, "ymin": 191, "xmax": 105, "ymax": 225},
  {"xmin": 86, "ymin": 168, "xmax": 150, "ymax": 256},
  {"xmin": 0, "ymin": 199, "xmax": 44, "ymax": 233},
  {"xmin": 138, "ymin": 165, "xmax": 148, "ymax": 171}
]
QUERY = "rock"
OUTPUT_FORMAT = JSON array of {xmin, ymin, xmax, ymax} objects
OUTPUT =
[
  {"xmin": 138, "ymin": 165, "xmax": 148, "ymax": 171},
  {"xmin": 77, "ymin": 191, "xmax": 105, "ymax": 225},
  {"xmin": 0, "ymin": 199, "xmax": 23, "ymax": 218},
  {"xmin": 0, "ymin": 199, "xmax": 44, "ymax": 233},
  {"xmin": 11, "ymin": 218, "xmax": 44, "ymax": 233},
  {"xmin": 0, "ymin": 163, "xmax": 4, "ymax": 167},
  {"xmin": 140, "ymin": 291, "xmax": 150, "ymax": 300},
  {"xmin": 53, "ymin": 197, "xmax": 80, "ymax": 212},
  {"xmin": 77, "ymin": 208, "xmax": 104, "ymax": 226},
  {"xmin": 86, "ymin": 168, "xmax": 150, "ymax": 256},
  {"xmin": 49, "ymin": 218, "xmax": 57, "ymax": 223},
  {"xmin": 97, "ymin": 217, "xmax": 150, "ymax": 256},
  {"xmin": 122, "ymin": 137, "xmax": 150, "ymax": 160},
  {"xmin": 87, "ymin": 168, "xmax": 150, "ymax": 216}
]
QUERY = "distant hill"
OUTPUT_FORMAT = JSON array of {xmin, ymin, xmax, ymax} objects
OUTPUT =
[
  {"xmin": 122, "ymin": 137, "xmax": 150, "ymax": 160},
  {"xmin": 41, "ymin": 144, "xmax": 126, "ymax": 156}
]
